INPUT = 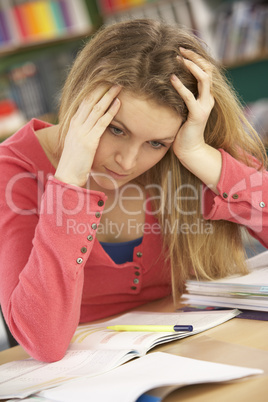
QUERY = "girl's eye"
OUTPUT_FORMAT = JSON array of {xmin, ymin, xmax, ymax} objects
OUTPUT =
[
  {"xmin": 148, "ymin": 140, "xmax": 166, "ymax": 150},
  {"xmin": 109, "ymin": 126, "xmax": 123, "ymax": 136}
]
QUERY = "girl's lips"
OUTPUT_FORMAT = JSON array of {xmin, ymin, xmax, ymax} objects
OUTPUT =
[{"xmin": 104, "ymin": 167, "xmax": 129, "ymax": 179}]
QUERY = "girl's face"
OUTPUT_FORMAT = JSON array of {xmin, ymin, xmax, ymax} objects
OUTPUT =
[{"xmin": 90, "ymin": 91, "xmax": 183, "ymax": 191}]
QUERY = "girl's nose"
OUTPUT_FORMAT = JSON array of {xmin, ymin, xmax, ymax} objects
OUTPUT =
[{"xmin": 115, "ymin": 146, "xmax": 139, "ymax": 172}]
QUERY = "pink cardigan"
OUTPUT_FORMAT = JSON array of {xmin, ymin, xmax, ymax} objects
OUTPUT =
[{"xmin": 0, "ymin": 119, "xmax": 267, "ymax": 362}]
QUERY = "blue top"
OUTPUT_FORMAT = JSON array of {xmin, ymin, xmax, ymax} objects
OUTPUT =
[{"xmin": 100, "ymin": 236, "xmax": 143, "ymax": 264}]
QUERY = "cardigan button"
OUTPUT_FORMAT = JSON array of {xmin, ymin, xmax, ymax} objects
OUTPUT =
[
  {"xmin": 76, "ymin": 257, "xmax": 83, "ymax": 264},
  {"xmin": 136, "ymin": 251, "xmax": 142, "ymax": 257},
  {"xmin": 91, "ymin": 223, "xmax": 97, "ymax": 230},
  {"xmin": 133, "ymin": 278, "xmax": 139, "ymax": 284},
  {"xmin": 131, "ymin": 286, "xmax": 137, "ymax": 290},
  {"xmin": 95, "ymin": 212, "xmax": 101, "ymax": 218},
  {"xmin": 87, "ymin": 235, "xmax": 93, "ymax": 241},
  {"xmin": 232, "ymin": 194, "xmax": 239, "ymax": 199},
  {"xmin": 98, "ymin": 200, "xmax": 104, "ymax": 207},
  {"xmin": 223, "ymin": 192, "xmax": 228, "ymax": 198},
  {"xmin": 81, "ymin": 247, "xmax": 87, "ymax": 253},
  {"xmin": 260, "ymin": 201, "xmax": 266, "ymax": 208}
]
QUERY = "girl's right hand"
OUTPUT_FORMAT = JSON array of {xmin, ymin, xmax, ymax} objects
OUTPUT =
[{"xmin": 55, "ymin": 85, "xmax": 121, "ymax": 187}]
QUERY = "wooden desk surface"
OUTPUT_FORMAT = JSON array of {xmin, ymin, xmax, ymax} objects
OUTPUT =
[{"xmin": 1, "ymin": 298, "xmax": 268, "ymax": 401}]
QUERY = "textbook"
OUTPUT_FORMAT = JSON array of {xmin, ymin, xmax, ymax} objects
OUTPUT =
[
  {"xmin": 0, "ymin": 309, "xmax": 240, "ymax": 399},
  {"xmin": 4, "ymin": 353, "xmax": 263, "ymax": 402},
  {"xmin": 182, "ymin": 250, "xmax": 268, "ymax": 312},
  {"xmin": 38, "ymin": 352, "xmax": 262, "ymax": 402}
]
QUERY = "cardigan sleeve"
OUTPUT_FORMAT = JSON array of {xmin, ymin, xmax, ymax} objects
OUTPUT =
[
  {"xmin": 202, "ymin": 149, "xmax": 268, "ymax": 248},
  {"xmin": 0, "ymin": 161, "xmax": 106, "ymax": 362}
]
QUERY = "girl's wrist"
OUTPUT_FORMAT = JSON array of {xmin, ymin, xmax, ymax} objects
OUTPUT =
[{"xmin": 175, "ymin": 144, "xmax": 222, "ymax": 194}]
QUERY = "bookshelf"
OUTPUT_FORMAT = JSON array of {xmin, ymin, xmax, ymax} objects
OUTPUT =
[
  {"xmin": 0, "ymin": 0, "xmax": 102, "ymax": 139},
  {"xmin": 213, "ymin": 0, "xmax": 268, "ymax": 149},
  {"xmin": 0, "ymin": 0, "xmax": 102, "ymax": 55}
]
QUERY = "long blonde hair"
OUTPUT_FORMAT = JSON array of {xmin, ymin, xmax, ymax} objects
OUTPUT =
[{"xmin": 58, "ymin": 19, "xmax": 267, "ymax": 302}]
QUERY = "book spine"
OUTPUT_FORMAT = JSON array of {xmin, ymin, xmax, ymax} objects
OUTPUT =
[
  {"xmin": 97, "ymin": 0, "xmax": 153, "ymax": 15},
  {"xmin": 0, "ymin": 7, "xmax": 9, "ymax": 43},
  {"xmin": 0, "ymin": 0, "xmax": 20, "ymax": 46},
  {"xmin": 243, "ymin": 5, "xmax": 263, "ymax": 60},
  {"xmin": 113, "ymin": 0, "xmax": 128, "ymax": 13},
  {"xmin": 58, "ymin": 0, "xmax": 73, "ymax": 30},
  {"xmin": 64, "ymin": 0, "xmax": 92, "ymax": 33},
  {"xmin": 97, "ymin": 0, "xmax": 113, "ymax": 15},
  {"xmin": 49, "ymin": 0, "xmax": 66, "ymax": 34},
  {"xmin": 0, "ymin": 10, "xmax": 5, "ymax": 44},
  {"xmin": 12, "ymin": 1, "xmax": 29, "ymax": 41},
  {"xmin": 264, "ymin": 9, "xmax": 268, "ymax": 53},
  {"xmin": 22, "ymin": 1, "xmax": 40, "ymax": 39},
  {"xmin": 29, "ymin": 1, "xmax": 58, "ymax": 39},
  {"xmin": 129, "ymin": 0, "xmax": 145, "ymax": 7},
  {"xmin": 187, "ymin": 0, "xmax": 214, "ymax": 53}
]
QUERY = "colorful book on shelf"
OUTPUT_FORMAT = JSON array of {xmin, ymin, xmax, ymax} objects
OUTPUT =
[
  {"xmin": 21, "ymin": 2, "xmax": 41, "ymax": 38},
  {"xmin": 64, "ymin": 0, "xmax": 92, "ymax": 33},
  {"xmin": 0, "ymin": 0, "xmax": 20, "ymax": 46},
  {"xmin": 129, "ymin": 0, "xmax": 145, "ymax": 7},
  {"xmin": 98, "ymin": 0, "xmax": 152, "ymax": 14},
  {"xmin": 0, "ymin": 14, "xmax": 5, "ymax": 44},
  {"xmin": 112, "ymin": 0, "xmax": 128, "ymax": 12},
  {"xmin": 12, "ymin": 1, "xmax": 28, "ymax": 40},
  {"xmin": 97, "ymin": 0, "xmax": 113, "ymax": 14},
  {"xmin": 50, "ymin": 0, "xmax": 66, "ymax": 33},
  {"xmin": 28, "ymin": 1, "xmax": 58, "ymax": 39},
  {"xmin": 0, "ymin": 0, "xmax": 92, "ymax": 48},
  {"xmin": 0, "ymin": 7, "xmax": 9, "ymax": 43}
]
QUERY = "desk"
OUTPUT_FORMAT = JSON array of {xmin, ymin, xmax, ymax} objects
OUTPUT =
[{"xmin": 1, "ymin": 298, "xmax": 268, "ymax": 401}]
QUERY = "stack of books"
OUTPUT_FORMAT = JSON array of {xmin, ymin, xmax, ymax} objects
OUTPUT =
[
  {"xmin": 213, "ymin": 0, "xmax": 268, "ymax": 64},
  {"xmin": 182, "ymin": 250, "xmax": 268, "ymax": 312}
]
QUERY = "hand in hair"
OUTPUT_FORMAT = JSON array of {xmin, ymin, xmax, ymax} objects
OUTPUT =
[
  {"xmin": 171, "ymin": 48, "xmax": 221, "ymax": 194},
  {"xmin": 55, "ymin": 85, "xmax": 121, "ymax": 187}
]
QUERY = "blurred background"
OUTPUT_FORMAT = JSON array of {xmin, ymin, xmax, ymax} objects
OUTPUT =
[{"xmin": 0, "ymin": 0, "xmax": 267, "ymax": 350}]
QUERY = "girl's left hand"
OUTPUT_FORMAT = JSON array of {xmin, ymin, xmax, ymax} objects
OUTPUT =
[{"xmin": 171, "ymin": 47, "xmax": 215, "ymax": 160}]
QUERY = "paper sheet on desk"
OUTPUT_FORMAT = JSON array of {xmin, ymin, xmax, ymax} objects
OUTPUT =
[
  {"xmin": 0, "ymin": 349, "xmax": 133, "ymax": 398},
  {"xmin": 37, "ymin": 352, "xmax": 263, "ymax": 402}
]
